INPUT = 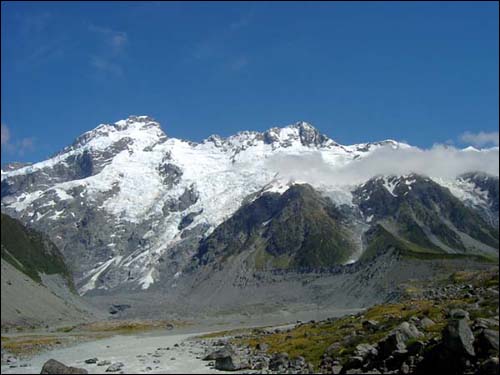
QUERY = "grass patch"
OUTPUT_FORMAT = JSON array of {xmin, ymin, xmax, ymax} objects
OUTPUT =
[{"xmin": 203, "ymin": 267, "xmax": 498, "ymax": 371}]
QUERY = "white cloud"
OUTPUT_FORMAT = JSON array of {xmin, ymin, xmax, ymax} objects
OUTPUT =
[
  {"xmin": 265, "ymin": 144, "xmax": 499, "ymax": 188},
  {"xmin": 1, "ymin": 123, "xmax": 35, "ymax": 156},
  {"xmin": 1, "ymin": 123, "xmax": 10, "ymax": 146},
  {"xmin": 460, "ymin": 131, "xmax": 499, "ymax": 147},
  {"xmin": 88, "ymin": 24, "xmax": 128, "ymax": 75},
  {"xmin": 88, "ymin": 24, "xmax": 128, "ymax": 54}
]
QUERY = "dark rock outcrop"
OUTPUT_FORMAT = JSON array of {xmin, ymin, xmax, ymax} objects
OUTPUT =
[{"xmin": 40, "ymin": 359, "xmax": 88, "ymax": 374}]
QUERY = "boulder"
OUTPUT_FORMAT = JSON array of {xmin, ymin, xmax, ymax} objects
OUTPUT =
[
  {"xmin": 214, "ymin": 352, "xmax": 249, "ymax": 371},
  {"xmin": 354, "ymin": 343, "xmax": 378, "ymax": 359},
  {"xmin": 84, "ymin": 358, "xmax": 98, "ymax": 364},
  {"xmin": 343, "ymin": 356, "xmax": 364, "ymax": 371},
  {"xmin": 407, "ymin": 340, "xmax": 425, "ymax": 356},
  {"xmin": 256, "ymin": 342, "xmax": 269, "ymax": 351},
  {"xmin": 442, "ymin": 317, "xmax": 475, "ymax": 357},
  {"xmin": 362, "ymin": 320, "xmax": 379, "ymax": 332},
  {"xmin": 397, "ymin": 322, "xmax": 423, "ymax": 342},
  {"xmin": 40, "ymin": 359, "xmax": 88, "ymax": 374},
  {"xmin": 475, "ymin": 329, "xmax": 500, "ymax": 357},
  {"xmin": 419, "ymin": 317, "xmax": 435, "ymax": 329},
  {"xmin": 105, "ymin": 362, "xmax": 124, "ymax": 372},
  {"xmin": 476, "ymin": 357, "xmax": 500, "ymax": 375},
  {"xmin": 203, "ymin": 346, "xmax": 234, "ymax": 361},
  {"xmin": 269, "ymin": 352, "xmax": 289, "ymax": 372},
  {"xmin": 449, "ymin": 309, "xmax": 470, "ymax": 320},
  {"xmin": 377, "ymin": 332, "xmax": 407, "ymax": 359}
]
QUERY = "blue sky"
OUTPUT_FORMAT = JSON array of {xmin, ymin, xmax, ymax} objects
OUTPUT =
[{"xmin": 1, "ymin": 1, "xmax": 499, "ymax": 163}]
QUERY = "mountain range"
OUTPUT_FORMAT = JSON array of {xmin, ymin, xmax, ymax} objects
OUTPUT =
[{"xmin": 1, "ymin": 116, "xmax": 498, "ymax": 315}]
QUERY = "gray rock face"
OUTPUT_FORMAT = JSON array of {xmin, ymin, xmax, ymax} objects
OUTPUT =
[
  {"xmin": 40, "ymin": 359, "xmax": 88, "ymax": 374},
  {"xmin": 2, "ymin": 114, "xmax": 498, "ymax": 300}
]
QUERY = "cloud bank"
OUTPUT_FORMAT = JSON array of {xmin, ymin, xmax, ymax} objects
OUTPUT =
[
  {"xmin": 265, "ymin": 145, "xmax": 499, "ymax": 187},
  {"xmin": 461, "ymin": 131, "xmax": 499, "ymax": 147}
]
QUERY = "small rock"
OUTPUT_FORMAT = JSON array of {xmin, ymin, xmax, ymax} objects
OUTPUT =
[
  {"xmin": 105, "ymin": 362, "xmax": 124, "ymax": 372},
  {"xmin": 355, "ymin": 343, "xmax": 378, "ymax": 359},
  {"xmin": 256, "ymin": 342, "xmax": 269, "ymax": 351},
  {"xmin": 419, "ymin": 317, "xmax": 435, "ymax": 329},
  {"xmin": 84, "ymin": 358, "xmax": 98, "ymax": 364},
  {"xmin": 97, "ymin": 360, "xmax": 111, "ymax": 366}
]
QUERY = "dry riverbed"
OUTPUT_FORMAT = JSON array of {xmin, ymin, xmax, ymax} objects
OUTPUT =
[{"xmin": 1, "ymin": 308, "xmax": 363, "ymax": 374}]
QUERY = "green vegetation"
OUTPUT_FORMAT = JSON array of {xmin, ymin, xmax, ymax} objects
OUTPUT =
[
  {"xmin": 1, "ymin": 213, "xmax": 74, "ymax": 289},
  {"xmin": 198, "ymin": 184, "xmax": 356, "ymax": 270},
  {"xmin": 360, "ymin": 224, "xmax": 495, "ymax": 263},
  {"xmin": 203, "ymin": 268, "xmax": 499, "ymax": 370}
]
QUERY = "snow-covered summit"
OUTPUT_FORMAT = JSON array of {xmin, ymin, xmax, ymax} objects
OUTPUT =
[{"xmin": 1, "ymin": 115, "xmax": 497, "ymax": 294}]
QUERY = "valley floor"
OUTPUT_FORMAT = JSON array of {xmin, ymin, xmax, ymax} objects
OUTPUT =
[{"xmin": 0, "ymin": 308, "xmax": 363, "ymax": 374}]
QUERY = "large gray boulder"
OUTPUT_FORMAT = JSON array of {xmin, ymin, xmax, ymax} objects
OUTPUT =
[
  {"xmin": 442, "ymin": 316, "xmax": 475, "ymax": 357},
  {"xmin": 214, "ymin": 351, "xmax": 249, "ymax": 371},
  {"xmin": 203, "ymin": 346, "xmax": 234, "ymax": 361},
  {"xmin": 377, "ymin": 331, "xmax": 407, "ymax": 359},
  {"xmin": 476, "ymin": 357, "xmax": 500, "ymax": 375},
  {"xmin": 40, "ymin": 359, "xmax": 88, "ymax": 374},
  {"xmin": 476, "ymin": 329, "xmax": 500, "ymax": 357},
  {"xmin": 396, "ymin": 322, "xmax": 423, "ymax": 342}
]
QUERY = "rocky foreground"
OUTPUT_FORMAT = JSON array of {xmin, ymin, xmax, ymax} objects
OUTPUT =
[{"xmin": 195, "ymin": 268, "xmax": 499, "ymax": 375}]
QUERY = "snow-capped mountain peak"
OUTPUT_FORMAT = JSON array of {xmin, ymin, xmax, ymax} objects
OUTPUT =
[
  {"xmin": 64, "ymin": 115, "xmax": 166, "ymax": 153},
  {"xmin": 1, "ymin": 116, "xmax": 498, "ymax": 295}
]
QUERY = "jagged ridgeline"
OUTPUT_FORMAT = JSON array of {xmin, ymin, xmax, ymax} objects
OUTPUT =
[
  {"xmin": 353, "ymin": 175, "xmax": 499, "ymax": 262},
  {"xmin": 0, "ymin": 115, "xmax": 498, "ymax": 294}
]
